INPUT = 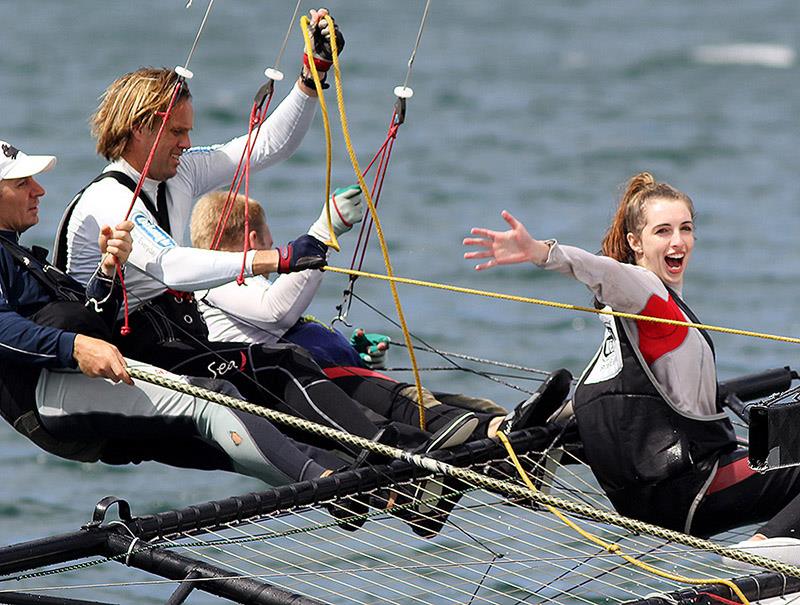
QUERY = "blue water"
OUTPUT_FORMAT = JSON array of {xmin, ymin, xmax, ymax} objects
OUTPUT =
[{"xmin": 1, "ymin": 1, "xmax": 799, "ymax": 602}]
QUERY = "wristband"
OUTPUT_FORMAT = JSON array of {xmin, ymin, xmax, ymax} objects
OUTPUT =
[
  {"xmin": 300, "ymin": 66, "xmax": 329, "ymax": 90},
  {"xmin": 303, "ymin": 53, "xmax": 333, "ymax": 73}
]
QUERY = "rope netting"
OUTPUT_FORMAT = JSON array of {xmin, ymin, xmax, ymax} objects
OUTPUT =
[{"xmin": 2, "ymin": 446, "xmax": 777, "ymax": 605}]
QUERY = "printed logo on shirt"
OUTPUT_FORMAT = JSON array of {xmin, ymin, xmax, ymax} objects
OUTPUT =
[
  {"xmin": 132, "ymin": 212, "xmax": 175, "ymax": 249},
  {"xmin": 184, "ymin": 144, "xmax": 222, "ymax": 155},
  {"xmin": 583, "ymin": 311, "xmax": 623, "ymax": 385}
]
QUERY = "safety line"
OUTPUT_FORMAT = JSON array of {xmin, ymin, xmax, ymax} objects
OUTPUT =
[
  {"xmin": 495, "ymin": 431, "xmax": 751, "ymax": 605},
  {"xmin": 323, "ymin": 15, "xmax": 427, "ymax": 428},
  {"xmin": 323, "ymin": 266, "xmax": 800, "ymax": 346}
]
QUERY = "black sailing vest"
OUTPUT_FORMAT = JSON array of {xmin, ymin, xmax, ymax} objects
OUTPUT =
[
  {"xmin": 573, "ymin": 290, "xmax": 737, "ymax": 532},
  {"xmin": 54, "ymin": 171, "xmax": 208, "ymax": 356},
  {"xmin": 0, "ymin": 236, "xmax": 112, "ymax": 462}
]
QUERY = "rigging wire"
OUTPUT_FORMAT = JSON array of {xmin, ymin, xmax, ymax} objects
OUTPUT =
[
  {"xmin": 348, "ymin": 290, "xmax": 540, "ymax": 395},
  {"xmin": 400, "ymin": 0, "xmax": 432, "ymax": 91},
  {"xmin": 334, "ymin": 0, "xmax": 432, "ymax": 328}
]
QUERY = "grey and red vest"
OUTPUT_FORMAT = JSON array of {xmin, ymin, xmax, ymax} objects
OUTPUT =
[{"xmin": 573, "ymin": 291, "xmax": 737, "ymax": 532}]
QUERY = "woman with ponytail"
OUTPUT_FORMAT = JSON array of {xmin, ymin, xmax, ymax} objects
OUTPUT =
[{"xmin": 464, "ymin": 172, "xmax": 800, "ymax": 566}]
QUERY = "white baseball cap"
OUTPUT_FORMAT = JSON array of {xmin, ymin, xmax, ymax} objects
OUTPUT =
[{"xmin": 0, "ymin": 141, "xmax": 56, "ymax": 181}]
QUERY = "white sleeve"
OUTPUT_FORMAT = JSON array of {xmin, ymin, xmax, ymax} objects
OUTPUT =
[
  {"xmin": 127, "ymin": 210, "xmax": 256, "ymax": 291},
  {"xmin": 541, "ymin": 243, "xmax": 668, "ymax": 312},
  {"xmin": 65, "ymin": 179, "xmax": 255, "ymax": 300},
  {"xmin": 202, "ymin": 270, "xmax": 323, "ymax": 335},
  {"xmin": 174, "ymin": 84, "xmax": 317, "ymax": 200}
]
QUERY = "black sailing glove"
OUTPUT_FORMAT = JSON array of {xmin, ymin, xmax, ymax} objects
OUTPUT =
[
  {"xmin": 276, "ymin": 235, "xmax": 328, "ymax": 274},
  {"xmin": 303, "ymin": 15, "xmax": 345, "ymax": 73}
]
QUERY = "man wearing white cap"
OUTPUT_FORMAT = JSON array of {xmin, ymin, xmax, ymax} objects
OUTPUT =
[
  {"xmin": 0, "ymin": 139, "xmax": 134, "ymax": 458},
  {"xmin": 0, "ymin": 141, "xmax": 350, "ymax": 486}
]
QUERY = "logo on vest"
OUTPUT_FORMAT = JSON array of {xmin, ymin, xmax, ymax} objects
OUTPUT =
[{"xmin": 584, "ymin": 312, "xmax": 623, "ymax": 385}]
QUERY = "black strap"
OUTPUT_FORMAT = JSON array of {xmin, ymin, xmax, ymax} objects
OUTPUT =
[
  {"xmin": 53, "ymin": 171, "xmax": 162, "ymax": 271},
  {"xmin": 0, "ymin": 234, "xmax": 83, "ymax": 302},
  {"xmin": 155, "ymin": 182, "xmax": 172, "ymax": 235},
  {"xmin": 665, "ymin": 286, "xmax": 715, "ymax": 357}
]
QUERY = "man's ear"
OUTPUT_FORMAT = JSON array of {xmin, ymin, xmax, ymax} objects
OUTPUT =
[{"xmin": 248, "ymin": 229, "xmax": 261, "ymax": 250}]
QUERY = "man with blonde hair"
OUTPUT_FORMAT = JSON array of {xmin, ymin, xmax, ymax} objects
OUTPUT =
[{"xmin": 52, "ymin": 10, "xmax": 383, "ymax": 436}]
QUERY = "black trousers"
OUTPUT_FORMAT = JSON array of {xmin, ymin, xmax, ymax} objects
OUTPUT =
[
  {"xmin": 331, "ymin": 374, "xmax": 496, "ymax": 440},
  {"xmin": 691, "ymin": 447, "xmax": 800, "ymax": 538},
  {"xmin": 116, "ymin": 334, "xmax": 432, "ymax": 452}
]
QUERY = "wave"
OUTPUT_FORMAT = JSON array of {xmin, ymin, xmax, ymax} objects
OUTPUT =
[{"xmin": 691, "ymin": 43, "xmax": 795, "ymax": 68}]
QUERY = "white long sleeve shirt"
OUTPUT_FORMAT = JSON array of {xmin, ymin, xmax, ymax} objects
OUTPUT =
[
  {"xmin": 198, "ymin": 270, "xmax": 323, "ymax": 344},
  {"xmin": 64, "ymin": 84, "xmax": 316, "ymax": 309},
  {"xmin": 541, "ymin": 243, "xmax": 717, "ymax": 418}
]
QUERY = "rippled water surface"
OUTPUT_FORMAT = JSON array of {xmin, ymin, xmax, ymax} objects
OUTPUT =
[{"xmin": 1, "ymin": 1, "xmax": 799, "ymax": 602}]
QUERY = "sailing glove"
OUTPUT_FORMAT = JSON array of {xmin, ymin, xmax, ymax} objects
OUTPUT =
[
  {"xmin": 276, "ymin": 235, "xmax": 328, "ymax": 274},
  {"xmin": 308, "ymin": 185, "xmax": 364, "ymax": 241},
  {"xmin": 351, "ymin": 328, "xmax": 390, "ymax": 369},
  {"xmin": 304, "ymin": 15, "xmax": 345, "ymax": 72}
]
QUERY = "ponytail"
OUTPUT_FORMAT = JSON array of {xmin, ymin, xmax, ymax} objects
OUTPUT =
[{"xmin": 601, "ymin": 172, "xmax": 693, "ymax": 263}]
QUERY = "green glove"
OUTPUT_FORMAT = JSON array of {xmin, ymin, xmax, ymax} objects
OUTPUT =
[
  {"xmin": 351, "ymin": 328, "xmax": 390, "ymax": 370},
  {"xmin": 307, "ymin": 185, "xmax": 364, "ymax": 241}
]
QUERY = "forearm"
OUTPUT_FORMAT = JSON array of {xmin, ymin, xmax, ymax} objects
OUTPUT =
[
  {"xmin": 130, "ymin": 245, "xmax": 258, "ymax": 292},
  {"xmin": 258, "ymin": 271, "xmax": 323, "ymax": 330},
  {"xmin": 247, "ymin": 83, "xmax": 316, "ymax": 168},
  {"xmin": 542, "ymin": 243, "xmax": 666, "ymax": 313},
  {"xmin": 0, "ymin": 309, "xmax": 77, "ymax": 368}
]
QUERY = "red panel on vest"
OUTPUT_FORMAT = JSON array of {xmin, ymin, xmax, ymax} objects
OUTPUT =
[
  {"xmin": 323, "ymin": 365, "xmax": 396, "ymax": 383},
  {"xmin": 636, "ymin": 294, "xmax": 688, "ymax": 365}
]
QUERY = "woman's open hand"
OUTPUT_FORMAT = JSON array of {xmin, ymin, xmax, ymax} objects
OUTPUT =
[{"xmin": 463, "ymin": 210, "xmax": 550, "ymax": 270}]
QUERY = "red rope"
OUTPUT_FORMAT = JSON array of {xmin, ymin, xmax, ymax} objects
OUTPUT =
[
  {"xmin": 349, "ymin": 109, "xmax": 401, "ymax": 272},
  {"xmin": 116, "ymin": 262, "xmax": 131, "ymax": 337},
  {"xmin": 700, "ymin": 591, "xmax": 745, "ymax": 605},
  {"xmin": 355, "ymin": 134, "xmax": 397, "ymax": 271},
  {"xmin": 208, "ymin": 90, "xmax": 275, "ymax": 287},
  {"xmin": 117, "ymin": 77, "xmax": 186, "ymax": 336}
]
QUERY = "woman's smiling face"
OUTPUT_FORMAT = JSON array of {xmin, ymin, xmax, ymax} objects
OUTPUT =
[{"xmin": 626, "ymin": 197, "xmax": 695, "ymax": 290}]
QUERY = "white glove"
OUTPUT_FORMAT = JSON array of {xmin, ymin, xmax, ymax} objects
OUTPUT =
[{"xmin": 307, "ymin": 185, "xmax": 364, "ymax": 241}]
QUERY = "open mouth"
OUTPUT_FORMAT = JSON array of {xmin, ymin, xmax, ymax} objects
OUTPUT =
[{"xmin": 665, "ymin": 254, "xmax": 684, "ymax": 271}]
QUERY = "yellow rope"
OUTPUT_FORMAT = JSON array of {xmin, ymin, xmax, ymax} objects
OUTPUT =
[
  {"xmin": 495, "ymin": 430, "xmax": 751, "ymax": 604},
  {"xmin": 324, "ymin": 265, "xmax": 800, "ymax": 346},
  {"xmin": 323, "ymin": 14, "xmax": 427, "ymax": 428},
  {"xmin": 299, "ymin": 15, "xmax": 339, "ymax": 252}
]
